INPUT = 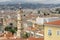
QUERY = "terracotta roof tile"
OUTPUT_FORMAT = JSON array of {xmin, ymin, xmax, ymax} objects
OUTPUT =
[
  {"xmin": 39, "ymin": 31, "xmax": 44, "ymax": 34},
  {"xmin": 28, "ymin": 37, "xmax": 44, "ymax": 40},
  {"xmin": 0, "ymin": 37, "xmax": 44, "ymax": 40},
  {"xmin": 45, "ymin": 20, "xmax": 60, "ymax": 25}
]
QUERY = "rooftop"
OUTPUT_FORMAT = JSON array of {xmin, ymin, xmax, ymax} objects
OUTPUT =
[{"xmin": 45, "ymin": 20, "xmax": 60, "ymax": 26}]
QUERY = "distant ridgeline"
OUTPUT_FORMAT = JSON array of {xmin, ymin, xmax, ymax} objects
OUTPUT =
[{"xmin": 0, "ymin": 3, "xmax": 60, "ymax": 9}]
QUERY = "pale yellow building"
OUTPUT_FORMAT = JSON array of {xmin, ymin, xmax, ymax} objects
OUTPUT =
[{"xmin": 44, "ymin": 20, "xmax": 60, "ymax": 40}]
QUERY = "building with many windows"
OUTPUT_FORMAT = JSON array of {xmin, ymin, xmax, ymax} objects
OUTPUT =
[{"xmin": 44, "ymin": 20, "xmax": 60, "ymax": 40}]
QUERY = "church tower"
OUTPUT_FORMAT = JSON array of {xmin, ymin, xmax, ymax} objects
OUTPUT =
[{"xmin": 16, "ymin": 7, "xmax": 23, "ymax": 38}]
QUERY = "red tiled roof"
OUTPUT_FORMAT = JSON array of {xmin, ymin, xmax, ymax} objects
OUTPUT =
[
  {"xmin": 0, "ymin": 37, "xmax": 44, "ymax": 40},
  {"xmin": 39, "ymin": 31, "xmax": 44, "ymax": 35},
  {"xmin": 28, "ymin": 37, "xmax": 44, "ymax": 40},
  {"xmin": 45, "ymin": 20, "xmax": 60, "ymax": 25},
  {"xmin": 27, "ymin": 26, "xmax": 38, "ymax": 31},
  {"xmin": 28, "ymin": 37, "xmax": 36, "ymax": 40}
]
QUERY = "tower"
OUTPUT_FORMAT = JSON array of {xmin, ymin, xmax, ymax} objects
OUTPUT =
[{"xmin": 16, "ymin": 7, "xmax": 23, "ymax": 38}]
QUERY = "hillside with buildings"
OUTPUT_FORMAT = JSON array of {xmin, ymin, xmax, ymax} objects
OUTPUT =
[
  {"xmin": 0, "ymin": 7, "xmax": 59, "ymax": 40},
  {"xmin": 0, "ymin": 0, "xmax": 60, "ymax": 40}
]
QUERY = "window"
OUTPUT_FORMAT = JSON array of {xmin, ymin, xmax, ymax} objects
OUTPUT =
[
  {"xmin": 48, "ymin": 29, "xmax": 52, "ymax": 36},
  {"xmin": 57, "ymin": 30, "xmax": 60, "ymax": 35}
]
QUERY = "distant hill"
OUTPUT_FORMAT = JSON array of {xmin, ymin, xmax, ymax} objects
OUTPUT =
[{"xmin": 0, "ymin": 1, "xmax": 60, "ymax": 9}]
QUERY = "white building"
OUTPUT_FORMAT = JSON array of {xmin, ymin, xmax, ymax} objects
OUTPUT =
[{"xmin": 36, "ymin": 16, "xmax": 60, "ymax": 25}]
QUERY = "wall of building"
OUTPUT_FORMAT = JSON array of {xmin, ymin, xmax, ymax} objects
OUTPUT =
[{"xmin": 44, "ymin": 25, "xmax": 60, "ymax": 40}]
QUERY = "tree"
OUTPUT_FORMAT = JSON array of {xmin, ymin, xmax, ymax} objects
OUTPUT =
[
  {"xmin": 4, "ymin": 23, "xmax": 17, "ymax": 35},
  {"xmin": 5, "ymin": 26, "xmax": 17, "ymax": 35},
  {"xmin": 38, "ymin": 10, "xmax": 40, "ymax": 14},
  {"xmin": 55, "ymin": 8, "xmax": 60, "ymax": 14}
]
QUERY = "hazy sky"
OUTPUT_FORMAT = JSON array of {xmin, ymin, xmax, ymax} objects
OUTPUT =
[
  {"xmin": 0, "ymin": 0, "xmax": 11, "ymax": 2},
  {"xmin": 0, "ymin": 0, "xmax": 60, "ymax": 4}
]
